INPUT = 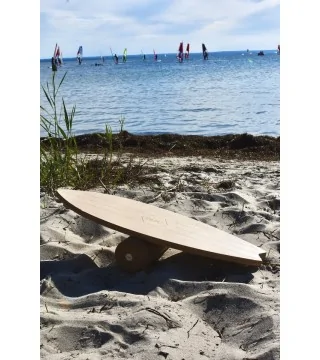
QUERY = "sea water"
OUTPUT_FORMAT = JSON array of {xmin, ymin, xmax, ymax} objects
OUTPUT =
[{"xmin": 40, "ymin": 51, "xmax": 279, "ymax": 137}]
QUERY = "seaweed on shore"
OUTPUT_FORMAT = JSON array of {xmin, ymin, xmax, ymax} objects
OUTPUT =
[{"xmin": 41, "ymin": 132, "xmax": 279, "ymax": 161}]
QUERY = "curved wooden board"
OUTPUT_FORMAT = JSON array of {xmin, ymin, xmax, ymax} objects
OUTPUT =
[{"xmin": 57, "ymin": 189, "xmax": 266, "ymax": 266}]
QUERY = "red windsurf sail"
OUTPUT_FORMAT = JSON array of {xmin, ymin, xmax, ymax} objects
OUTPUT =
[{"xmin": 177, "ymin": 42, "xmax": 184, "ymax": 62}]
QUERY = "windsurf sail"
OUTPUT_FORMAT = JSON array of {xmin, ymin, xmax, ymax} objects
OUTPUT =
[
  {"xmin": 110, "ymin": 48, "xmax": 118, "ymax": 64},
  {"xmin": 55, "ymin": 46, "xmax": 62, "ymax": 66},
  {"xmin": 51, "ymin": 43, "xmax": 59, "ymax": 71},
  {"xmin": 177, "ymin": 42, "xmax": 183, "ymax": 62},
  {"xmin": 53, "ymin": 43, "xmax": 58, "ymax": 58},
  {"xmin": 123, "ymin": 48, "xmax": 127, "ymax": 62},
  {"xmin": 77, "ymin": 46, "xmax": 83, "ymax": 64},
  {"xmin": 55, "ymin": 46, "xmax": 60, "ymax": 58},
  {"xmin": 153, "ymin": 49, "xmax": 158, "ymax": 61},
  {"xmin": 185, "ymin": 43, "xmax": 190, "ymax": 59},
  {"xmin": 277, "ymin": 44, "xmax": 280, "ymax": 55},
  {"xmin": 52, "ymin": 43, "xmax": 62, "ymax": 68},
  {"xmin": 202, "ymin": 43, "xmax": 208, "ymax": 60}
]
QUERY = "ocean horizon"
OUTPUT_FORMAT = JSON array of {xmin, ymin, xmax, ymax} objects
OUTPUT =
[
  {"xmin": 40, "ymin": 50, "xmax": 279, "ymax": 137},
  {"xmin": 40, "ymin": 49, "xmax": 278, "ymax": 61}
]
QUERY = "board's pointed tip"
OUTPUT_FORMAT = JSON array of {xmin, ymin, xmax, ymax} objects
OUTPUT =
[{"xmin": 56, "ymin": 187, "xmax": 73, "ymax": 201}]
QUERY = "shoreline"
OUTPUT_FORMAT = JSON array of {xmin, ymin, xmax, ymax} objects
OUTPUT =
[{"xmin": 40, "ymin": 132, "xmax": 280, "ymax": 161}]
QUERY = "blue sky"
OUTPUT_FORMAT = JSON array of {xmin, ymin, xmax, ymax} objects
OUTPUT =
[{"xmin": 40, "ymin": 0, "xmax": 280, "ymax": 59}]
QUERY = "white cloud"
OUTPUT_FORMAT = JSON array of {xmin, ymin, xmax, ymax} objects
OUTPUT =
[
  {"xmin": 40, "ymin": 0, "xmax": 280, "ymax": 58},
  {"xmin": 161, "ymin": 0, "xmax": 279, "ymax": 21}
]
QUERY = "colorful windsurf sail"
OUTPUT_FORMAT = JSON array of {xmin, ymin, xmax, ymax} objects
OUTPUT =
[
  {"xmin": 123, "ymin": 48, "xmax": 127, "ymax": 62},
  {"xmin": 52, "ymin": 43, "xmax": 62, "ymax": 68},
  {"xmin": 56, "ymin": 46, "xmax": 62, "ymax": 66},
  {"xmin": 177, "ymin": 42, "xmax": 183, "ymax": 62},
  {"xmin": 56, "ymin": 46, "xmax": 60, "ymax": 58}
]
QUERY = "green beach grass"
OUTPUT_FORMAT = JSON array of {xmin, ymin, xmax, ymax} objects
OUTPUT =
[{"xmin": 40, "ymin": 72, "xmax": 149, "ymax": 196}]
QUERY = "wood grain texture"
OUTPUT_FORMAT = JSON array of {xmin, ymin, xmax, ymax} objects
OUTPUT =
[{"xmin": 57, "ymin": 189, "xmax": 266, "ymax": 266}]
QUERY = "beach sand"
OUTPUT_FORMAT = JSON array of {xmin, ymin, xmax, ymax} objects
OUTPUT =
[{"xmin": 40, "ymin": 155, "xmax": 280, "ymax": 359}]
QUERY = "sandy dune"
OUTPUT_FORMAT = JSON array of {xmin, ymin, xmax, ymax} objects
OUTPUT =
[{"xmin": 41, "ymin": 157, "xmax": 280, "ymax": 359}]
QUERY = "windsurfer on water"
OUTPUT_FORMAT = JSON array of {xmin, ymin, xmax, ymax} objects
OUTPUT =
[
  {"xmin": 114, "ymin": 54, "xmax": 119, "ymax": 64},
  {"xmin": 202, "ymin": 43, "xmax": 209, "ymax": 60}
]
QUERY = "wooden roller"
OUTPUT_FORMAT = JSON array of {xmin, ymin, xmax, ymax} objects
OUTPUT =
[{"xmin": 115, "ymin": 237, "xmax": 168, "ymax": 272}]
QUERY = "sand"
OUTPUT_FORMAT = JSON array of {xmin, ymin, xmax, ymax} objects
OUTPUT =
[{"xmin": 40, "ymin": 156, "xmax": 280, "ymax": 359}]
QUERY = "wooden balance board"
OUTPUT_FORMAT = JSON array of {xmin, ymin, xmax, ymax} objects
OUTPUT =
[{"xmin": 57, "ymin": 189, "xmax": 266, "ymax": 272}]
